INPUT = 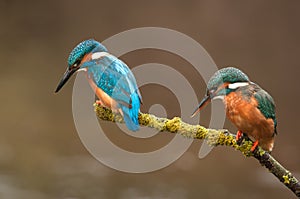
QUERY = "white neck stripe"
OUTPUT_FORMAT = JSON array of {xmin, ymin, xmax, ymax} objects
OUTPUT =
[
  {"xmin": 91, "ymin": 52, "xmax": 110, "ymax": 60},
  {"xmin": 228, "ymin": 82, "xmax": 249, "ymax": 89}
]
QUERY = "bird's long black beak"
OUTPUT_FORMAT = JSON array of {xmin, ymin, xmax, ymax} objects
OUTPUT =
[
  {"xmin": 55, "ymin": 67, "xmax": 77, "ymax": 93},
  {"xmin": 191, "ymin": 95, "xmax": 211, "ymax": 118}
]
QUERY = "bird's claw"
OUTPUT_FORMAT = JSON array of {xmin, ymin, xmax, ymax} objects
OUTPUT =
[
  {"xmin": 95, "ymin": 100, "xmax": 103, "ymax": 105},
  {"xmin": 236, "ymin": 130, "xmax": 243, "ymax": 141},
  {"xmin": 251, "ymin": 140, "xmax": 259, "ymax": 152},
  {"xmin": 236, "ymin": 130, "xmax": 245, "ymax": 145}
]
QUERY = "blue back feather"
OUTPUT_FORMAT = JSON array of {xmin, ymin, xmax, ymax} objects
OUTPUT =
[{"xmin": 83, "ymin": 54, "xmax": 141, "ymax": 131}]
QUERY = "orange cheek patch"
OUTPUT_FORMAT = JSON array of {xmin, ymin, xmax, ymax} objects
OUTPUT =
[
  {"xmin": 215, "ymin": 82, "xmax": 230, "ymax": 94},
  {"xmin": 81, "ymin": 53, "xmax": 92, "ymax": 63}
]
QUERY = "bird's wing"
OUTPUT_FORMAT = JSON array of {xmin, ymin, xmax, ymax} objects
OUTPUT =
[
  {"xmin": 87, "ymin": 55, "xmax": 141, "ymax": 108},
  {"xmin": 253, "ymin": 86, "xmax": 277, "ymax": 133}
]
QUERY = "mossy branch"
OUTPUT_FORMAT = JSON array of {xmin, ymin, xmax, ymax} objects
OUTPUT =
[{"xmin": 94, "ymin": 104, "xmax": 300, "ymax": 198}]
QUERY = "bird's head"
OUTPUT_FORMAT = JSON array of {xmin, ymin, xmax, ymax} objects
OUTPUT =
[
  {"xmin": 191, "ymin": 67, "xmax": 250, "ymax": 117},
  {"xmin": 55, "ymin": 39, "xmax": 107, "ymax": 93}
]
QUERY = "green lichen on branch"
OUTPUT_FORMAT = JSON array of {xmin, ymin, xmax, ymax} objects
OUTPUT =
[
  {"xmin": 94, "ymin": 104, "xmax": 300, "ymax": 198},
  {"xmin": 94, "ymin": 104, "xmax": 259, "ymax": 156}
]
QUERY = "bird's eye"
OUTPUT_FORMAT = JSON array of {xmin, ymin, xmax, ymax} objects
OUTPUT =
[{"xmin": 73, "ymin": 60, "xmax": 81, "ymax": 68}]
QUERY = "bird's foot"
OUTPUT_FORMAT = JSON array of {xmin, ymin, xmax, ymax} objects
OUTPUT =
[
  {"xmin": 251, "ymin": 140, "xmax": 259, "ymax": 152},
  {"xmin": 236, "ymin": 130, "xmax": 245, "ymax": 145},
  {"xmin": 236, "ymin": 130, "xmax": 243, "ymax": 141},
  {"xmin": 95, "ymin": 100, "xmax": 103, "ymax": 106}
]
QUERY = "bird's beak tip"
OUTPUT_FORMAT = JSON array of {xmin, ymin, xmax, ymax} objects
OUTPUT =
[
  {"xmin": 190, "ymin": 109, "xmax": 200, "ymax": 118},
  {"xmin": 54, "ymin": 67, "xmax": 76, "ymax": 94},
  {"xmin": 191, "ymin": 95, "xmax": 211, "ymax": 117}
]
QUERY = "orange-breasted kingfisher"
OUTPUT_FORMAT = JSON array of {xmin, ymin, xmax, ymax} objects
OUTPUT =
[
  {"xmin": 55, "ymin": 39, "xmax": 142, "ymax": 131},
  {"xmin": 192, "ymin": 67, "xmax": 277, "ymax": 152}
]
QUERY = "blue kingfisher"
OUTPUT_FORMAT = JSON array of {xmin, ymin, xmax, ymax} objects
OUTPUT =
[
  {"xmin": 55, "ymin": 39, "xmax": 142, "ymax": 131},
  {"xmin": 192, "ymin": 67, "xmax": 277, "ymax": 152}
]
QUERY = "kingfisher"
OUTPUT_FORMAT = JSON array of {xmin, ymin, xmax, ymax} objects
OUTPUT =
[
  {"xmin": 55, "ymin": 39, "xmax": 142, "ymax": 131},
  {"xmin": 191, "ymin": 67, "xmax": 277, "ymax": 152}
]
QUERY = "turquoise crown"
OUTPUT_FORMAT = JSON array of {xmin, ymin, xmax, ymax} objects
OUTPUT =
[
  {"xmin": 207, "ymin": 67, "xmax": 250, "ymax": 90},
  {"xmin": 67, "ymin": 39, "xmax": 107, "ymax": 66}
]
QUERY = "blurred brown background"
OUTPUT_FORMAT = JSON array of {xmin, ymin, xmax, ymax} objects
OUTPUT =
[{"xmin": 1, "ymin": 0, "xmax": 300, "ymax": 198}]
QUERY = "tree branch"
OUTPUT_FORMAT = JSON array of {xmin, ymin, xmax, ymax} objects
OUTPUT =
[{"xmin": 94, "ymin": 104, "xmax": 300, "ymax": 198}]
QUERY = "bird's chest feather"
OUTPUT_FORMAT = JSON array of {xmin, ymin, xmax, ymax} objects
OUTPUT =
[{"xmin": 224, "ymin": 92, "xmax": 267, "ymax": 132}]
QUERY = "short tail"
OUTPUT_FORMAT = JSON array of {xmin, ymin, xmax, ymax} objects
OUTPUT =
[
  {"xmin": 123, "ymin": 111, "xmax": 139, "ymax": 131},
  {"xmin": 120, "ymin": 92, "xmax": 140, "ymax": 131}
]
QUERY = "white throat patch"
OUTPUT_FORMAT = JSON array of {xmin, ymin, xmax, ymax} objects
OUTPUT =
[
  {"xmin": 228, "ymin": 82, "xmax": 249, "ymax": 89},
  {"xmin": 212, "ymin": 95, "xmax": 224, "ymax": 100},
  {"xmin": 77, "ymin": 68, "xmax": 87, "ymax": 72},
  {"xmin": 91, "ymin": 52, "xmax": 110, "ymax": 60}
]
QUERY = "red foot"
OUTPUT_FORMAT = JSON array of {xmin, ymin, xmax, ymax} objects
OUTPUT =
[
  {"xmin": 95, "ymin": 100, "xmax": 103, "ymax": 105},
  {"xmin": 236, "ymin": 130, "xmax": 243, "ymax": 141},
  {"xmin": 251, "ymin": 140, "xmax": 259, "ymax": 152}
]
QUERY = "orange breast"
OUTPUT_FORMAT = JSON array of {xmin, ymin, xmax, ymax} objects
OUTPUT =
[{"xmin": 225, "ymin": 92, "xmax": 275, "ymax": 151}]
